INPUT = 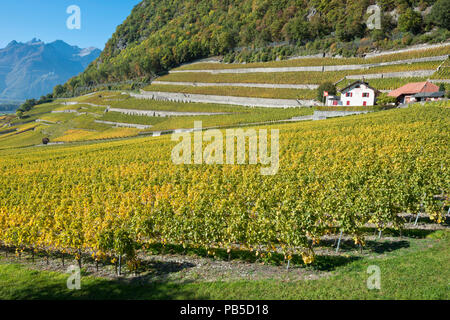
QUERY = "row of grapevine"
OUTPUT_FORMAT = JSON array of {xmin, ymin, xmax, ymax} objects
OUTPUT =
[
  {"xmin": 143, "ymin": 84, "xmax": 317, "ymax": 100},
  {"xmin": 174, "ymin": 46, "xmax": 450, "ymax": 71},
  {"xmin": 52, "ymin": 128, "xmax": 141, "ymax": 143},
  {"xmin": 0, "ymin": 104, "xmax": 448, "ymax": 271},
  {"xmin": 159, "ymin": 61, "xmax": 442, "ymax": 85}
]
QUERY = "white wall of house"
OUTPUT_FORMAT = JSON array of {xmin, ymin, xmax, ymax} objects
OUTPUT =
[
  {"xmin": 341, "ymin": 83, "xmax": 376, "ymax": 106},
  {"xmin": 325, "ymin": 96, "xmax": 342, "ymax": 106}
]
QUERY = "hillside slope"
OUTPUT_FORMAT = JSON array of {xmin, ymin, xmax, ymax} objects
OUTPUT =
[{"xmin": 59, "ymin": 0, "xmax": 449, "ymax": 96}]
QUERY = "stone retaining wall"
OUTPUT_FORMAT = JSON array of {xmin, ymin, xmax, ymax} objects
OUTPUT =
[
  {"xmin": 312, "ymin": 110, "xmax": 370, "ymax": 120},
  {"xmin": 94, "ymin": 120, "xmax": 153, "ymax": 130},
  {"xmin": 108, "ymin": 107, "xmax": 231, "ymax": 117},
  {"xmin": 51, "ymin": 110, "xmax": 78, "ymax": 113},
  {"xmin": 132, "ymin": 91, "xmax": 318, "ymax": 108},
  {"xmin": 152, "ymin": 81, "xmax": 319, "ymax": 90},
  {"xmin": 169, "ymin": 55, "xmax": 448, "ymax": 74},
  {"xmin": 364, "ymin": 42, "xmax": 450, "ymax": 58},
  {"xmin": 346, "ymin": 70, "xmax": 436, "ymax": 80},
  {"xmin": 430, "ymin": 79, "xmax": 450, "ymax": 84}
]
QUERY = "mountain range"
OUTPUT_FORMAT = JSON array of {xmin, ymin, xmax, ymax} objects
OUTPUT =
[{"xmin": 0, "ymin": 39, "xmax": 101, "ymax": 101}]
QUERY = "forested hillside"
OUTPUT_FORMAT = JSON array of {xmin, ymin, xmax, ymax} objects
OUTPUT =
[{"xmin": 59, "ymin": 0, "xmax": 450, "ymax": 96}]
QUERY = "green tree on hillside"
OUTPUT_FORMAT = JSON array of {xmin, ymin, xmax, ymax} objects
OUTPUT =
[
  {"xmin": 377, "ymin": 93, "xmax": 397, "ymax": 106},
  {"xmin": 398, "ymin": 8, "xmax": 423, "ymax": 34},
  {"xmin": 53, "ymin": 84, "xmax": 65, "ymax": 97},
  {"xmin": 428, "ymin": 0, "xmax": 450, "ymax": 29},
  {"xmin": 317, "ymin": 82, "xmax": 337, "ymax": 102}
]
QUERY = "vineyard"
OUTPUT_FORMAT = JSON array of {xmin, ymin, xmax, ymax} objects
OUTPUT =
[
  {"xmin": 431, "ymin": 58, "xmax": 450, "ymax": 79},
  {"xmin": 3, "ymin": 44, "xmax": 447, "ymax": 150},
  {"xmin": 158, "ymin": 61, "xmax": 442, "ymax": 85},
  {"xmin": 52, "ymin": 128, "xmax": 141, "ymax": 143},
  {"xmin": 143, "ymin": 84, "xmax": 317, "ymax": 100},
  {"xmin": 0, "ymin": 104, "xmax": 448, "ymax": 274},
  {"xmin": 150, "ymin": 48, "xmax": 449, "ymax": 104},
  {"xmin": 2, "ymin": 1, "xmax": 450, "ymax": 301},
  {"xmin": 0, "ymin": 92, "xmax": 314, "ymax": 149},
  {"xmin": 338, "ymin": 78, "xmax": 450, "ymax": 91},
  {"xmin": 174, "ymin": 46, "xmax": 450, "ymax": 71}
]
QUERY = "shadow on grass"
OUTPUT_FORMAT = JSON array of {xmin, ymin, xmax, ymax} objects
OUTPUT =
[
  {"xmin": 1, "ymin": 261, "xmax": 204, "ymax": 300},
  {"xmin": 8, "ymin": 277, "xmax": 203, "ymax": 300},
  {"xmin": 361, "ymin": 227, "xmax": 438, "ymax": 239},
  {"xmin": 319, "ymin": 238, "xmax": 410, "ymax": 255},
  {"xmin": 132, "ymin": 260, "xmax": 196, "ymax": 283},
  {"xmin": 364, "ymin": 239, "xmax": 410, "ymax": 254},
  {"xmin": 313, "ymin": 255, "xmax": 361, "ymax": 271}
]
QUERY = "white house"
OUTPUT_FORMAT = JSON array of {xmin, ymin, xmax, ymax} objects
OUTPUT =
[{"xmin": 326, "ymin": 81, "xmax": 379, "ymax": 106}]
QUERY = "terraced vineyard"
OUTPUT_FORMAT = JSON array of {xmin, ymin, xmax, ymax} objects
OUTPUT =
[
  {"xmin": 143, "ymin": 84, "xmax": 317, "ymax": 100},
  {"xmin": 143, "ymin": 47, "xmax": 449, "ymax": 105},
  {"xmin": 158, "ymin": 61, "xmax": 442, "ymax": 85},
  {"xmin": 1, "ymin": 43, "xmax": 449, "ymax": 148},
  {"xmin": 0, "ymin": 104, "xmax": 448, "ymax": 271},
  {"xmin": 338, "ymin": 78, "xmax": 450, "ymax": 91},
  {"xmin": 0, "ymin": 92, "xmax": 313, "ymax": 148},
  {"xmin": 337, "ymin": 77, "xmax": 428, "ymax": 90},
  {"xmin": 174, "ymin": 46, "xmax": 450, "ymax": 70},
  {"xmin": 52, "ymin": 128, "xmax": 141, "ymax": 143},
  {"xmin": 431, "ymin": 58, "xmax": 450, "ymax": 79}
]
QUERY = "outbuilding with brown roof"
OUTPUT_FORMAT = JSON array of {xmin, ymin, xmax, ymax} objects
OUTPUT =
[{"xmin": 388, "ymin": 81, "xmax": 440, "ymax": 104}]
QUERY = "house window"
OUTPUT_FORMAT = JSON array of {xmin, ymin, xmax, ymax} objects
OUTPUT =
[
  {"xmin": 362, "ymin": 93, "xmax": 369, "ymax": 97},
  {"xmin": 346, "ymin": 101, "xmax": 350, "ymax": 106},
  {"xmin": 333, "ymin": 100, "xmax": 338, "ymax": 106},
  {"xmin": 346, "ymin": 92, "xmax": 353, "ymax": 97},
  {"xmin": 363, "ymin": 101, "xmax": 367, "ymax": 106}
]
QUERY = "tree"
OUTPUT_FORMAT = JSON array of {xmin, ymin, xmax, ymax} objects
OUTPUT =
[
  {"xmin": 282, "ymin": 15, "xmax": 311, "ymax": 43},
  {"xmin": 215, "ymin": 31, "xmax": 235, "ymax": 54},
  {"xmin": 377, "ymin": 94, "xmax": 397, "ymax": 106},
  {"xmin": 53, "ymin": 84, "xmax": 65, "ymax": 97},
  {"xmin": 317, "ymin": 82, "xmax": 337, "ymax": 102},
  {"xmin": 17, "ymin": 99, "xmax": 37, "ymax": 113},
  {"xmin": 398, "ymin": 8, "xmax": 423, "ymax": 34},
  {"xmin": 428, "ymin": 0, "xmax": 450, "ymax": 29},
  {"xmin": 439, "ymin": 83, "xmax": 446, "ymax": 92}
]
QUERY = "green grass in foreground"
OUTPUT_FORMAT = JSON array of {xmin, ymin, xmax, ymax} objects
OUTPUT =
[{"xmin": 0, "ymin": 230, "xmax": 448, "ymax": 300}]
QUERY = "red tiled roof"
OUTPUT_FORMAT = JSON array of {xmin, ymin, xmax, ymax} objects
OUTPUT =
[{"xmin": 388, "ymin": 81, "xmax": 440, "ymax": 97}]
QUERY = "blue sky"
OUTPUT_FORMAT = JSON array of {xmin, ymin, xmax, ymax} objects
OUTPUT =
[{"xmin": 0, "ymin": 0, "xmax": 141, "ymax": 50}]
